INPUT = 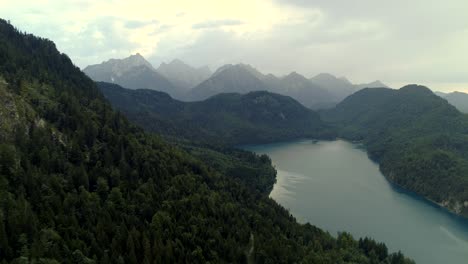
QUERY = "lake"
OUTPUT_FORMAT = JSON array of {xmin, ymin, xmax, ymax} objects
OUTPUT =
[{"xmin": 244, "ymin": 139, "xmax": 468, "ymax": 264}]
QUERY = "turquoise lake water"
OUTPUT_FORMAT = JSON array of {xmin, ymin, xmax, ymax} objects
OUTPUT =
[{"xmin": 244, "ymin": 139, "xmax": 468, "ymax": 264}]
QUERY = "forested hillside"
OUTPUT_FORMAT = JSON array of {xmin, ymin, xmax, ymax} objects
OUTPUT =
[
  {"xmin": 0, "ymin": 19, "xmax": 413, "ymax": 263},
  {"xmin": 98, "ymin": 82, "xmax": 332, "ymax": 145},
  {"xmin": 323, "ymin": 85, "xmax": 468, "ymax": 217}
]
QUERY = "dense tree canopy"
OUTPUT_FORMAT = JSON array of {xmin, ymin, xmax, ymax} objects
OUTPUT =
[
  {"xmin": 0, "ymin": 19, "xmax": 414, "ymax": 263},
  {"xmin": 98, "ymin": 82, "xmax": 334, "ymax": 145},
  {"xmin": 322, "ymin": 86, "xmax": 468, "ymax": 217}
]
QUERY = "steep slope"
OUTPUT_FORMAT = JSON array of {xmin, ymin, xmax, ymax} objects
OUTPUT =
[
  {"xmin": 156, "ymin": 59, "xmax": 211, "ymax": 91},
  {"xmin": 83, "ymin": 54, "xmax": 179, "ymax": 98},
  {"xmin": 438, "ymin": 91, "xmax": 468, "ymax": 113},
  {"xmin": 0, "ymin": 20, "xmax": 413, "ymax": 263},
  {"xmin": 188, "ymin": 64, "xmax": 269, "ymax": 101},
  {"xmin": 188, "ymin": 65, "xmax": 387, "ymax": 110},
  {"xmin": 99, "ymin": 82, "xmax": 331, "ymax": 145},
  {"xmin": 322, "ymin": 85, "xmax": 468, "ymax": 217}
]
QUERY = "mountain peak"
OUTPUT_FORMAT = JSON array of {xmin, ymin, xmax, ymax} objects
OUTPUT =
[
  {"xmin": 123, "ymin": 53, "xmax": 154, "ymax": 69},
  {"xmin": 156, "ymin": 59, "xmax": 212, "ymax": 91},
  {"xmin": 355, "ymin": 80, "xmax": 389, "ymax": 90},
  {"xmin": 313, "ymin": 73, "xmax": 338, "ymax": 81},
  {"xmin": 83, "ymin": 53, "xmax": 179, "ymax": 96},
  {"xmin": 399, "ymin": 84, "xmax": 433, "ymax": 95},
  {"xmin": 284, "ymin": 71, "xmax": 308, "ymax": 82},
  {"xmin": 213, "ymin": 63, "xmax": 263, "ymax": 79},
  {"xmin": 167, "ymin": 58, "xmax": 187, "ymax": 66},
  {"xmin": 85, "ymin": 53, "xmax": 155, "ymax": 77}
]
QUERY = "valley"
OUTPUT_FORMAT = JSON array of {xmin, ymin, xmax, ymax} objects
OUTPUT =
[
  {"xmin": 244, "ymin": 139, "xmax": 468, "ymax": 264},
  {"xmin": 0, "ymin": 19, "xmax": 415, "ymax": 263},
  {"xmin": 1, "ymin": 7, "xmax": 467, "ymax": 262}
]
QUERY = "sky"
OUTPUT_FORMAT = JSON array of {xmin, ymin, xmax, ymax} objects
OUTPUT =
[{"xmin": 1, "ymin": 0, "xmax": 467, "ymax": 92}]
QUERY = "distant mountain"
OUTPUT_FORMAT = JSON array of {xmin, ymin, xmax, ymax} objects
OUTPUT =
[
  {"xmin": 156, "ymin": 59, "xmax": 211, "ymax": 91},
  {"xmin": 188, "ymin": 64, "xmax": 269, "ymax": 101},
  {"xmin": 436, "ymin": 91, "xmax": 468, "ymax": 113},
  {"xmin": 83, "ymin": 53, "xmax": 180, "ymax": 97},
  {"xmin": 310, "ymin": 73, "xmax": 355, "ymax": 101},
  {"xmin": 434, "ymin": 91, "xmax": 447, "ymax": 97},
  {"xmin": 354, "ymin": 80, "xmax": 388, "ymax": 90},
  {"xmin": 273, "ymin": 72, "xmax": 335, "ymax": 109},
  {"xmin": 189, "ymin": 65, "xmax": 337, "ymax": 108},
  {"xmin": 99, "ymin": 82, "xmax": 330, "ymax": 145},
  {"xmin": 322, "ymin": 85, "xmax": 468, "ymax": 217},
  {"xmin": 188, "ymin": 64, "xmax": 388, "ymax": 109}
]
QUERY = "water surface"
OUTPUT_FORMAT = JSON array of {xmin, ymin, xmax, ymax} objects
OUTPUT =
[{"xmin": 244, "ymin": 139, "xmax": 468, "ymax": 264}]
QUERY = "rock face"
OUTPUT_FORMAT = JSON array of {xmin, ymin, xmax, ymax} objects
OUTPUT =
[
  {"xmin": 156, "ymin": 59, "xmax": 211, "ymax": 91},
  {"xmin": 83, "ymin": 54, "xmax": 180, "ymax": 98},
  {"xmin": 84, "ymin": 53, "xmax": 155, "ymax": 80}
]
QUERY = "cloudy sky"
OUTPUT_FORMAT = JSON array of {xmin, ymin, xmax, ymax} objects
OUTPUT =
[{"xmin": 1, "ymin": 0, "xmax": 467, "ymax": 92}]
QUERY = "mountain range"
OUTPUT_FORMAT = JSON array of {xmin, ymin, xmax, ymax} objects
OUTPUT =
[
  {"xmin": 156, "ymin": 59, "xmax": 212, "ymax": 92},
  {"xmin": 84, "ymin": 54, "xmax": 388, "ymax": 108},
  {"xmin": 98, "ymin": 82, "xmax": 330, "ymax": 145},
  {"xmin": 435, "ymin": 91, "xmax": 468, "ymax": 113},
  {"xmin": 83, "ymin": 53, "xmax": 178, "ymax": 96},
  {"xmin": 0, "ymin": 18, "xmax": 413, "ymax": 263}
]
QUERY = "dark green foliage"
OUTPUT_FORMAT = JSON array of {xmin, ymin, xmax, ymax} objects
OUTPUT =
[
  {"xmin": 0, "ymin": 19, "xmax": 413, "ymax": 263},
  {"xmin": 322, "ymin": 85, "xmax": 468, "ymax": 217},
  {"xmin": 177, "ymin": 143, "xmax": 277, "ymax": 195},
  {"xmin": 98, "ymin": 82, "xmax": 335, "ymax": 145}
]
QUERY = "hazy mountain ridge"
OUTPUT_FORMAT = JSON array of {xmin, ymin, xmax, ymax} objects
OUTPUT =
[
  {"xmin": 188, "ymin": 64, "xmax": 270, "ymax": 101},
  {"xmin": 84, "ymin": 53, "xmax": 155, "ymax": 77},
  {"xmin": 99, "ymin": 81, "xmax": 330, "ymax": 145},
  {"xmin": 83, "ymin": 53, "xmax": 179, "ymax": 97},
  {"xmin": 188, "ymin": 63, "xmax": 388, "ymax": 108},
  {"xmin": 85, "ymin": 55, "xmax": 388, "ymax": 108},
  {"xmin": 156, "ymin": 59, "xmax": 212, "ymax": 91},
  {"xmin": 436, "ymin": 91, "xmax": 468, "ymax": 113}
]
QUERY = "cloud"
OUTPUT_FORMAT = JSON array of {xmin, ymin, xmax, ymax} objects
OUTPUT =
[
  {"xmin": 124, "ymin": 19, "xmax": 159, "ymax": 29},
  {"xmin": 1, "ymin": 0, "xmax": 467, "ymax": 91},
  {"xmin": 192, "ymin": 19, "xmax": 244, "ymax": 29}
]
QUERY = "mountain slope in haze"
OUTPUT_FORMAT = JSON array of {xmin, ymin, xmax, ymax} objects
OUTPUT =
[
  {"xmin": 156, "ymin": 59, "xmax": 211, "ymax": 91},
  {"xmin": 310, "ymin": 73, "xmax": 355, "ymax": 101},
  {"xmin": 354, "ymin": 80, "xmax": 389, "ymax": 90},
  {"xmin": 188, "ymin": 64, "xmax": 269, "ymax": 101},
  {"xmin": 0, "ymin": 19, "xmax": 414, "ymax": 263},
  {"xmin": 322, "ymin": 85, "xmax": 468, "ymax": 217},
  {"xmin": 83, "ymin": 54, "xmax": 180, "ymax": 97},
  {"xmin": 188, "ymin": 64, "xmax": 388, "ymax": 109},
  {"xmin": 437, "ymin": 91, "xmax": 468, "ymax": 113},
  {"xmin": 99, "ymin": 82, "xmax": 331, "ymax": 145},
  {"xmin": 189, "ymin": 64, "xmax": 337, "ymax": 108},
  {"xmin": 271, "ymin": 72, "xmax": 335, "ymax": 109},
  {"xmin": 310, "ymin": 73, "xmax": 389, "ymax": 104}
]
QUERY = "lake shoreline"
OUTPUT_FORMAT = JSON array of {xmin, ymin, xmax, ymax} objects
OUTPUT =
[{"xmin": 244, "ymin": 139, "xmax": 468, "ymax": 264}]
